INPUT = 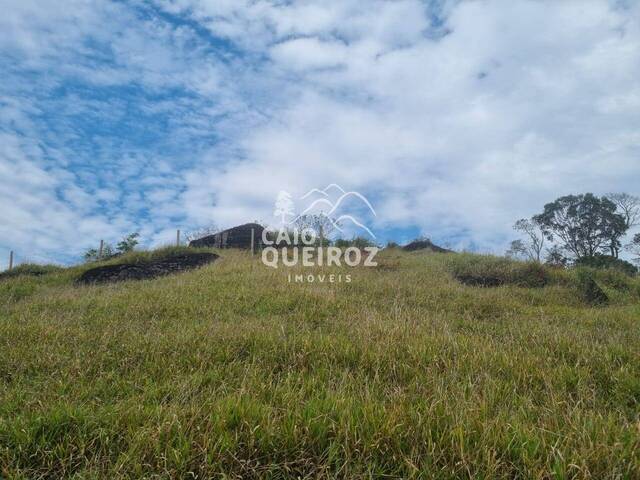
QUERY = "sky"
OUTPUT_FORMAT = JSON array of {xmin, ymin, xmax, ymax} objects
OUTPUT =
[{"xmin": 1, "ymin": 0, "xmax": 639, "ymax": 266}]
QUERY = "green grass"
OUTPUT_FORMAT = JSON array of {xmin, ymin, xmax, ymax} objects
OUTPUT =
[
  {"xmin": 1, "ymin": 249, "xmax": 639, "ymax": 478},
  {"xmin": 0, "ymin": 263, "xmax": 63, "ymax": 281}
]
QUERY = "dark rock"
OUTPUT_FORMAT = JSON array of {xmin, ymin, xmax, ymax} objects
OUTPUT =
[
  {"xmin": 189, "ymin": 223, "xmax": 264, "ymax": 249},
  {"xmin": 402, "ymin": 239, "xmax": 452, "ymax": 253},
  {"xmin": 78, "ymin": 253, "xmax": 218, "ymax": 284}
]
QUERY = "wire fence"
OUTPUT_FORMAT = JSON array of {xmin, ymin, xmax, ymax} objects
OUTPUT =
[{"xmin": 2, "ymin": 228, "xmax": 263, "ymax": 272}]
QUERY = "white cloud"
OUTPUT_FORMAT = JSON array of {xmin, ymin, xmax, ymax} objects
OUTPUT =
[
  {"xmin": 180, "ymin": 0, "xmax": 639, "ymax": 250},
  {"xmin": 270, "ymin": 38, "xmax": 349, "ymax": 71}
]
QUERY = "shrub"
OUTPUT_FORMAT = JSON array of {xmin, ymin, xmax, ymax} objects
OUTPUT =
[
  {"xmin": 403, "ymin": 237, "xmax": 451, "ymax": 253},
  {"xmin": 333, "ymin": 237, "xmax": 377, "ymax": 249},
  {"xmin": 448, "ymin": 254, "xmax": 549, "ymax": 288},
  {"xmin": 590, "ymin": 268, "xmax": 632, "ymax": 291},
  {"xmin": 0, "ymin": 263, "xmax": 62, "ymax": 280},
  {"xmin": 574, "ymin": 268, "xmax": 609, "ymax": 306},
  {"xmin": 545, "ymin": 245, "xmax": 569, "ymax": 268},
  {"xmin": 574, "ymin": 255, "xmax": 637, "ymax": 276},
  {"xmin": 83, "ymin": 244, "xmax": 115, "ymax": 262},
  {"xmin": 83, "ymin": 233, "xmax": 141, "ymax": 263},
  {"xmin": 116, "ymin": 232, "xmax": 140, "ymax": 254}
]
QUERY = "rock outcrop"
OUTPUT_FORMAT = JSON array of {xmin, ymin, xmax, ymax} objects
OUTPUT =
[{"xmin": 78, "ymin": 253, "xmax": 218, "ymax": 284}]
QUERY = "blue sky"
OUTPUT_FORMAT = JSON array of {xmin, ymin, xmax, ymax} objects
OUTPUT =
[{"xmin": 1, "ymin": 0, "xmax": 639, "ymax": 266}]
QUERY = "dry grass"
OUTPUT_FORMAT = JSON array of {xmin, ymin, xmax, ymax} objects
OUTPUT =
[{"xmin": 0, "ymin": 249, "xmax": 639, "ymax": 479}]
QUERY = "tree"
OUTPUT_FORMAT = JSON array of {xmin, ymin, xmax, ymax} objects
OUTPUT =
[
  {"xmin": 82, "ymin": 232, "xmax": 138, "ymax": 262},
  {"xmin": 273, "ymin": 191, "xmax": 295, "ymax": 225},
  {"xmin": 116, "ymin": 233, "xmax": 139, "ymax": 254},
  {"xmin": 506, "ymin": 218, "xmax": 545, "ymax": 262},
  {"xmin": 605, "ymin": 193, "xmax": 640, "ymax": 257},
  {"xmin": 606, "ymin": 193, "xmax": 640, "ymax": 229},
  {"xmin": 533, "ymin": 194, "xmax": 627, "ymax": 259},
  {"xmin": 506, "ymin": 240, "xmax": 527, "ymax": 260},
  {"xmin": 544, "ymin": 245, "xmax": 568, "ymax": 268},
  {"xmin": 627, "ymin": 233, "xmax": 640, "ymax": 266},
  {"xmin": 293, "ymin": 213, "xmax": 339, "ymax": 245},
  {"xmin": 83, "ymin": 243, "xmax": 114, "ymax": 262}
]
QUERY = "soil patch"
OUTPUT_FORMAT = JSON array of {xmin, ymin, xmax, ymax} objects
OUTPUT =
[
  {"xmin": 454, "ymin": 274, "xmax": 505, "ymax": 287},
  {"xmin": 78, "ymin": 253, "xmax": 219, "ymax": 284}
]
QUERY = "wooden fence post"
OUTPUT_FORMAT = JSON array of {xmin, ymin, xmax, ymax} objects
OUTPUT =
[
  {"xmin": 177, "ymin": 229, "xmax": 181, "ymax": 247},
  {"xmin": 99, "ymin": 240, "xmax": 104, "ymax": 259},
  {"xmin": 9, "ymin": 251, "xmax": 13, "ymax": 270}
]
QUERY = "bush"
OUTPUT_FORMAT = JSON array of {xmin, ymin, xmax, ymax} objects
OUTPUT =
[
  {"xmin": 448, "ymin": 254, "xmax": 549, "ymax": 288},
  {"xmin": 83, "ymin": 244, "xmax": 115, "ymax": 262},
  {"xmin": 83, "ymin": 233, "xmax": 140, "ymax": 263},
  {"xmin": 590, "ymin": 268, "xmax": 632, "ymax": 291},
  {"xmin": 402, "ymin": 238, "xmax": 451, "ymax": 253},
  {"xmin": 574, "ymin": 255, "xmax": 637, "ymax": 276},
  {"xmin": 574, "ymin": 269, "xmax": 609, "ymax": 306},
  {"xmin": 333, "ymin": 237, "xmax": 377, "ymax": 249},
  {"xmin": 0, "ymin": 263, "xmax": 62, "ymax": 280}
]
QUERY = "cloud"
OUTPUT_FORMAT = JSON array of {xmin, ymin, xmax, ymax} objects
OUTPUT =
[
  {"xmin": 1, "ymin": 0, "xmax": 639, "ymax": 267},
  {"xmin": 177, "ymin": 0, "xmax": 640, "ymax": 249}
]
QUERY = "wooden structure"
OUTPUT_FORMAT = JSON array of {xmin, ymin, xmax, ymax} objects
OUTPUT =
[{"xmin": 189, "ymin": 223, "xmax": 265, "ymax": 250}]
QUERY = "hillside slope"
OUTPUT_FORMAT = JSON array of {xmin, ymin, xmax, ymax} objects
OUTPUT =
[{"xmin": 1, "ymin": 249, "xmax": 639, "ymax": 478}]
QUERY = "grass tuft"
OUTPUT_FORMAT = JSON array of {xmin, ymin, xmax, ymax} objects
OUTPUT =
[{"xmin": 447, "ymin": 254, "xmax": 551, "ymax": 288}]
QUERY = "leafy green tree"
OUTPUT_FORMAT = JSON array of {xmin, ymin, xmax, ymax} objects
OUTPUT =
[
  {"xmin": 83, "ymin": 243, "xmax": 114, "ymax": 262},
  {"xmin": 533, "ymin": 194, "xmax": 627, "ymax": 259},
  {"xmin": 116, "ymin": 233, "xmax": 140, "ymax": 254}
]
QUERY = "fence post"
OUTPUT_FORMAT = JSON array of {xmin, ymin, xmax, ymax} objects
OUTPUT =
[
  {"xmin": 319, "ymin": 225, "xmax": 324, "ymax": 247},
  {"xmin": 8, "ymin": 251, "xmax": 13, "ymax": 270},
  {"xmin": 99, "ymin": 240, "xmax": 104, "ymax": 259},
  {"xmin": 177, "ymin": 229, "xmax": 181, "ymax": 247},
  {"xmin": 251, "ymin": 228, "xmax": 255, "ymax": 255}
]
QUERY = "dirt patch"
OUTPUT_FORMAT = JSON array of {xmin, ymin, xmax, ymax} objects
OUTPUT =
[
  {"xmin": 77, "ymin": 253, "xmax": 219, "ymax": 284},
  {"xmin": 454, "ymin": 275, "xmax": 505, "ymax": 287}
]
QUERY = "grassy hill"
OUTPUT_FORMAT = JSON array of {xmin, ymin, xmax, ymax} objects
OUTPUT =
[{"xmin": 1, "ymin": 249, "xmax": 639, "ymax": 478}]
